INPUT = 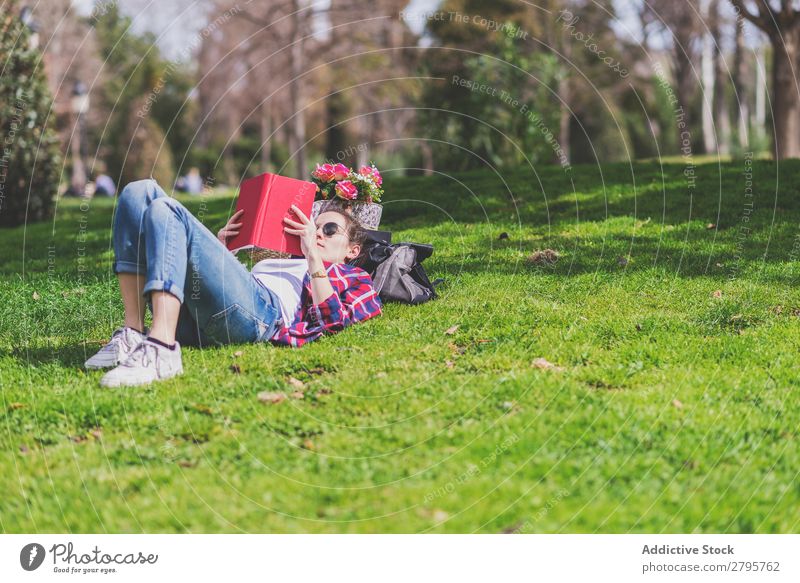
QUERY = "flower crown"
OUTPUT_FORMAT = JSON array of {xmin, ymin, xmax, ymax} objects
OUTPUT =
[{"xmin": 310, "ymin": 162, "xmax": 383, "ymax": 204}]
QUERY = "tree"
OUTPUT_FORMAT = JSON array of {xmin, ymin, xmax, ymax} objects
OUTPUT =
[
  {"xmin": 640, "ymin": 0, "xmax": 705, "ymax": 153},
  {"xmin": 729, "ymin": 0, "xmax": 800, "ymax": 159},
  {"xmin": 91, "ymin": 3, "xmax": 176, "ymax": 185},
  {"xmin": 0, "ymin": 2, "xmax": 62, "ymax": 227}
]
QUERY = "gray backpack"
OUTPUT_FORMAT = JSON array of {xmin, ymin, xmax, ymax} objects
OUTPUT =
[{"xmin": 355, "ymin": 241, "xmax": 438, "ymax": 305}]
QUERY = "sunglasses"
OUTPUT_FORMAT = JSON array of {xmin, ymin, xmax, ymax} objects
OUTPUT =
[{"xmin": 318, "ymin": 222, "xmax": 346, "ymax": 238}]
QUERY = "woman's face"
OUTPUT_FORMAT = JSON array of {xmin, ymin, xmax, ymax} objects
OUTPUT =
[{"xmin": 314, "ymin": 211, "xmax": 360, "ymax": 264}]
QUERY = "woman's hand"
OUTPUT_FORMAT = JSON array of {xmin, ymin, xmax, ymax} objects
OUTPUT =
[
  {"xmin": 283, "ymin": 205, "xmax": 318, "ymax": 258},
  {"xmin": 218, "ymin": 209, "xmax": 244, "ymax": 244}
]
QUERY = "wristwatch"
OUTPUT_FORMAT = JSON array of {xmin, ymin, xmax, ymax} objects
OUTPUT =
[{"xmin": 310, "ymin": 269, "xmax": 327, "ymax": 279}]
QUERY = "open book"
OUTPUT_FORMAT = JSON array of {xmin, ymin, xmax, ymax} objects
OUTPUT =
[{"xmin": 226, "ymin": 173, "xmax": 316, "ymax": 256}]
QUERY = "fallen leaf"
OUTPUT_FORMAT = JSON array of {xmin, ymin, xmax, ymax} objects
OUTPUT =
[
  {"xmin": 178, "ymin": 460, "xmax": 197, "ymax": 468},
  {"xmin": 706, "ymin": 223, "xmax": 716, "ymax": 229},
  {"xmin": 258, "ymin": 391, "xmax": 287, "ymax": 404},
  {"xmin": 191, "ymin": 404, "xmax": 213, "ymax": 416},
  {"xmin": 70, "ymin": 434, "xmax": 87, "ymax": 443},
  {"xmin": 527, "ymin": 249, "xmax": 560, "ymax": 266},
  {"xmin": 712, "ymin": 290, "xmax": 722, "ymax": 298},
  {"xmin": 233, "ymin": 350, "xmax": 243, "ymax": 357},
  {"xmin": 287, "ymin": 376, "xmax": 305, "ymax": 390},
  {"xmin": 302, "ymin": 439, "xmax": 315, "ymax": 450},
  {"xmin": 8, "ymin": 402, "xmax": 25, "ymax": 411},
  {"xmin": 445, "ymin": 360, "xmax": 455, "ymax": 369},
  {"xmin": 89, "ymin": 428, "xmax": 103, "ymax": 440},
  {"xmin": 229, "ymin": 364, "xmax": 242, "ymax": 374},
  {"xmin": 448, "ymin": 342, "xmax": 467, "ymax": 355},
  {"xmin": 475, "ymin": 339, "xmax": 493, "ymax": 344},
  {"xmin": 672, "ymin": 399, "xmax": 683, "ymax": 409},
  {"xmin": 444, "ymin": 325, "xmax": 459, "ymax": 335},
  {"xmin": 531, "ymin": 357, "xmax": 565, "ymax": 372},
  {"xmin": 32, "ymin": 291, "xmax": 40, "ymax": 301},
  {"xmin": 290, "ymin": 391, "xmax": 305, "ymax": 399}
]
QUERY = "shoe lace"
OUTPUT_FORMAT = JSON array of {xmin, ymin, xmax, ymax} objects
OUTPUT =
[
  {"xmin": 123, "ymin": 341, "xmax": 158, "ymax": 369},
  {"xmin": 98, "ymin": 328, "xmax": 127, "ymax": 354}
]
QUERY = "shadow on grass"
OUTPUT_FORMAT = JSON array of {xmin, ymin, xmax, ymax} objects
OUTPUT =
[{"xmin": 9, "ymin": 341, "xmax": 96, "ymax": 369}]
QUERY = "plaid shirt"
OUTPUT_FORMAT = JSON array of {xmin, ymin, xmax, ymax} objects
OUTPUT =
[{"xmin": 270, "ymin": 261, "xmax": 382, "ymax": 347}]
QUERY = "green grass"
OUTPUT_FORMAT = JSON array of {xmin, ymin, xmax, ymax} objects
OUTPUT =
[{"xmin": 1, "ymin": 160, "xmax": 799, "ymax": 533}]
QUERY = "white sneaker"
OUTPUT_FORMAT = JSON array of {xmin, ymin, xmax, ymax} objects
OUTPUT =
[
  {"xmin": 85, "ymin": 326, "xmax": 146, "ymax": 370},
  {"xmin": 99, "ymin": 339, "xmax": 183, "ymax": 388}
]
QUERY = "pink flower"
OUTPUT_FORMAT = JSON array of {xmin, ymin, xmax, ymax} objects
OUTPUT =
[
  {"xmin": 335, "ymin": 180, "xmax": 358, "ymax": 200},
  {"xmin": 332, "ymin": 163, "xmax": 350, "ymax": 181},
  {"xmin": 312, "ymin": 163, "xmax": 336, "ymax": 182},
  {"xmin": 359, "ymin": 165, "xmax": 382, "ymax": 186}
]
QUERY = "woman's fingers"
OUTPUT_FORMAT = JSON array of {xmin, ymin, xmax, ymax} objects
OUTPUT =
[
  {"xmin": 232, "ymin": 209, "xmax": 244, "ymax": 220},
  {"xmin": 283, "ymin": 216, "xmax": 303, "ymax": 228},
  {"xmin": 289, "ymin": 205, "xmax": 310, "ymax": 223}
]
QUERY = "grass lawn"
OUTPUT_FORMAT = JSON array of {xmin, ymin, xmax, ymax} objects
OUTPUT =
[{"xmin": 1, "ymin": 160, "xmax": 799, "ymax": 533}]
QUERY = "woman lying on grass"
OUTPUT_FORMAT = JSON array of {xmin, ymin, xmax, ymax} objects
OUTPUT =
[{"xmin": 84, "ymin": 179, "xmax": 382, "ymax": 388}]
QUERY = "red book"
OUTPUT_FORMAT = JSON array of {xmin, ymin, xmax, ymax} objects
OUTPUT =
[{"xmin": 226, "ymin": 173, "xmax": 316, "ymax": 256}]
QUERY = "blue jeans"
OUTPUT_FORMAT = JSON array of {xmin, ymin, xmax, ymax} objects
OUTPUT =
[{"xmin": 113, "ymin": 179, "xmax": 282, "ymax": 347}]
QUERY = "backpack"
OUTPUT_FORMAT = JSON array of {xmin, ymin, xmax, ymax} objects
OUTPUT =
[{"xmin": 351, "ymin": 232, "xmax": 439, "ymax": 304}]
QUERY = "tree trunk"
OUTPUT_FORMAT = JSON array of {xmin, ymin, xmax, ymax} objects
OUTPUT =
[
  {"xmin": 289, "ymin": 0, "xmax": 307, "ymax": 178},
  {"xmin": 557, "ymin": 26, "xmax": 572, "ymax": 164},
  {"xmin": 770, "ymin": 29, "xmax": 800, "ymax": 159},
  {"xmin": 710, "ymin": 0, "xmax": 730, "ymax": 155},
  {"xmin": 733, "ymin": 22, "xmax": 749, "ymax": 149},
  {"xmin": 260, "ymin": 99, "xmax": 272, "ymax": 173},
  {"xmin": 755, "ymin": 44, "xmax": 766, "ymax": 132},
  {"xmin": 701, "ymin": 30, "xmax": 717, "ymax": 153}
]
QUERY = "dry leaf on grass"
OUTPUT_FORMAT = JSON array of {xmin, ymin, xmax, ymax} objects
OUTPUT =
[
  {"xmin": 527, "ymin": 249, "xmax": 560, "ymax": 266},
  {"xmin": 258, "ymin": 391, "xmax": 287, "ymax": 404},
  {"xmin": 32, "ymin": 291, "xmax": 40, "ymax": 301},
  {"xmin": 672, "ymin": 399, "xmax": 683, "ymax": 409},
  {"xmin": 290, "ymin": 391, "xmax": 305, "ymax": 400},
  {"xmin": 302, "ymin": 439, "xmax": 315, "ymax": 450},
  {"xmin": 233, "ymin": 350, "xmax": 243, "ymax": 357},
  {"xmin": 706, "ymin": 223, "xmax": 716, "ymax": 229},
  {"xmin": 712, "ymin": 290, "xmax": 722, "ymax": 298},
  {"xmin": 445, "ymin": 360, "xmax": 455, "ymax": 369},
  {"xmin": 444, "ymin": 325, "xmax": 459, "ymax": 335},
  {"xmin": 531, "ymin": 357, "xmax": 565, "ymax": 372},
  {"xmin": 287, "ymin": 376, "xmax": 305, "ymax": 390}
]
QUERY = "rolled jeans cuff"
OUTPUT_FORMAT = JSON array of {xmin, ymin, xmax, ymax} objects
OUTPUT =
[
  {"xmin": 143, "ymin": 279, "xmax": 185, "ymax": 304},
  {"xmin": 113, "ymin": 260, "xmax": 146, "ymax": 276}
]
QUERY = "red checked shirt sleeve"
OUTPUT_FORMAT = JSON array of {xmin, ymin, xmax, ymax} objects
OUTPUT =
[{"xmin": 270, "ymin": 263, "xmax": 382, "ymax": 348}]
